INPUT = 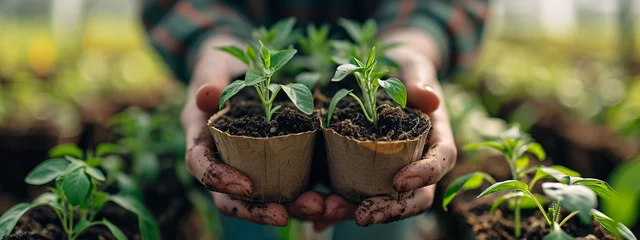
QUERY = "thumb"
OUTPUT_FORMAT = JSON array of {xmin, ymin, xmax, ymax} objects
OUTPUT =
[
  {"xmin": 406, "ymin": 82, "xmax": 440, "ymax": 114},
  {"xmin": 195, "ymin": 83, "xmax": 225, "ymax": 113}
]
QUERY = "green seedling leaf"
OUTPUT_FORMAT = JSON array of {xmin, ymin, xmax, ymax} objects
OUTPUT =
[
  {"xmin": 85, "ymin": 167, "xmax": 105, "ymax": 181},
  {"xmin": 561, "ymin": 177, "xmax": 616, "ymax": 200},
  {"xmin": 591, "ymin": 209, "xmax": 637, "ymax": 240},
  {"xmin": 117, "ymin": 173, "xmax": 143, "ymax": 200},
  {"xmin": 86, "ymin": 157, "xmax": 103, "ymax": 167},
  {"xmin": 219, "ymin": 80, "xmax": 246, "ymax": 109},
  {"xmin": 378, "ymin": 78, "xmax": 407, "ymax": 108},
  {"xmin": 370, "ymin": 70, "xmax": 390, "ymax": 80},
  {"xmin": 478, "ymin": 180, "xmax": 529, "ymax": 198},
  {"xmin": 443, "ymin": 172, "xmax": 495, "ymax": 211},
  {"xmin": 244, "ymin": 69, "xmax": 267, "ymax": 86},
  {"xmin": 530, "ymin": 166, "xmax": 581, "ymax": 188},
  {"xmin": 270, "ymin": 49, "xmax": 297, "ymax": 71},
  {"xmin": 365, "ymin": 46, "xmax": 376, "ymax": 67},
  {"xmin": 542, "ymin": 182, "xmax": 596, "ymax": 223},
  {"xmin": 351, "ymin": 56, "xmax": 365, "ymax": 68},
  {"xmin": 331, "ymin": 40, "xmax": 352, "ymax": 53},
  {"xmin": 25, "ymin": 158, "xmax": 70, "ymax": 185},
  {"xmin": 603, "ymin": 157, "xmax": 640, "ymax": 227},
  {"xmin": 92, "ymin": 191, "xmax": 110, "ymax": 209},
  {"xmin": 32, "ymin": 192, "xmax": 57, "ymax": 205},
  {"xmin": 0, "ymin": 203, "xmax": 31, "ymax": 237},
  {"xmin": 96, "ymin": 143, "xmax": 123, "ymax": 157},
  {"xmin": 544, "ymin": 223, "xmax": 576, "ymax": 240},
  {"xmin": 526, "ymin": 142, "xmax": 546, "ymax": 160},
  {"xmin": 259, "ymin": 41, "xmax": 270, "ymax": 68},
  {"xmin": 509, "ymin": 193, "xmax": 547, "ymax": 211},
  {"xmin": 49, "ymin": 144, "xmax": 83, "ymax": 158},
  {"xmin": 135, "ymin": 151, "xmax": 159, "ymax": 183},
  {"xmin": 102, "ymin": 219, "xmax": 128, "ymax": 240},
  {"xmin": 63, "ymin": 168, "xmax": 91, "ymax": 206},
  {"xmin": 361, "ymin": 19, "xmax": 378, "ymax": 43},
  {"xmin": 268, "ymin": 83, "xmax": 282, "ymax": 94},
  {"xmin": 110, "ymin": 194, "xmax": 160, "ymax": 240},
  {"xmin": 516, "ymin": 156, "xmax": 529, "ymax": 171},
  {"xmin": 295, "ymin": 72, "xmax": 321, "ymax": 90},
  {"xmin": 269, "ymin": 17, "xmax": 296, "ymax": 49},
  {"xmin": 217, "ymin": 46, "xmax": 249, "ymax": 65},
  {"xmin": 326, "ymin": 89, "xmax": 352, "ymax": 126},
  {"xmin": 490, "ymin": 192, "xmax": 527, "ymax": 214},
  {"xmin": 338, "ymin": 18, "xmax": 363, "ymax": 43},
  {"xmin": 332, "ymin": 64, "xmax": 362, "ymax": 82},
  {"xmin": 246, "ymin": 45, "xmax": 256, "ymax": 63},
  {"xmin": 74, "ymin": 220, "xmax": 91, "ymax": 232},
  {"xmin": 463, "ymin": 141, "xmax": 506, "ymax": 153},
  {"xmin": 281, "ymin": 83, "xmax": 314, "ymax": 115}
]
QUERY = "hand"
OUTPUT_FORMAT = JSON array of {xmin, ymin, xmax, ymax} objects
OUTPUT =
[
  {"xmin": 182, "ymin": 35, "xmax": 325, "ymax": 226},
  {"xmin": 314, "ymin": 35, "xmax": 457, "ymax": 230}
]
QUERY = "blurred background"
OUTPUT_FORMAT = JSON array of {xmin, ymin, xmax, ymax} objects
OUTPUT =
[{"xmin": 1, "ymin": 0, "xmax": 640, "ymax": 239}]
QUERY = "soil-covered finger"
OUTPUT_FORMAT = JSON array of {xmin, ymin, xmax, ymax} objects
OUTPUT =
[
  {"xmin": 285, "ymin": 191, "xmax": 325, "ymax": 219},
  {"xmin": 393, "ymin": 141, "xmax": 457, "ymax": 192},
  {"xmin": 212, "ymin": 192, "xmax": 289, "ymax": 226},
  {"xmin": 323, "ymin": 194, "xmax": 357, "ymax": 220},
  {"xmin": 354, "ymin": 186, "xmax": 435, "ymax": 227},
  {"xmin": 185, "ymin": 143, "xmax": 252, "ymax": 196}
]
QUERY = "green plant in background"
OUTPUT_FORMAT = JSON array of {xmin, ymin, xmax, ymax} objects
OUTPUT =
[
  {"xmin": 603, "ymin": 156, "xmax": 640, "ymax": 230},
  {"xmin": 0, "ymin": 143, "xmax": 159, "ymax": 240},
  {"xmin": 442, "ymin": 126, "xmax": 635, "ymax": 239},
  {"xmin": 252, "ymin": 17, "xmax": 297, "ymax": 50},
  {"xmin": 218, "ymin": 40, "xmax": 314, "ymax": 121},
  {"xmin": 294, "ymin": 23, "xmax": 334, "ymax": 90},
  {"xmin": 332, "ymin": 18, "xmax": 400, "ymax": 72},
  {"xmin": 326, "ymin": 46, "xmax": 406, "ymax": 126}
]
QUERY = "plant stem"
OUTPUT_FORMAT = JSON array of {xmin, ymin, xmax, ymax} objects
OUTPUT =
[
  {"xmin": 349, "ymin": 93, "xmax": 375, "ymax": 123},
  {"xmin": 558, "ymin": 211, "xmax": 580, "ymax": 227},
  {"xmin": 514, "ymin": 198, "xmax": 522, "ymax": 238},
  {"xmin": 527, "ymin": 192, "xmax": 552, "ymax": 224}
]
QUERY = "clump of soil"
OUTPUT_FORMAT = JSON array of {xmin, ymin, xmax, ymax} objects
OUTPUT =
[
  {"xmin": 326, "ymin": 97, "xmax": 430, "ymax": 141},
  {"xmin": 213, "ymin": 101, "xmax": 318, "ymax": 138}
]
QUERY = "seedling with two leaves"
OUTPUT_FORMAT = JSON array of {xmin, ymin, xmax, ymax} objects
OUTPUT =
[
  {"xmin": 217, "ymin": 40, "xmax": 314, "ymax": 121},
  {"xmin": 326, "ymin": 46, "xmax": 406, "ymax": 126},
  {"xmin": 0, "ymin": 144, "xmax": 159, "ymax": 240},
  {"xmin": 442, "ymin": 126, "xmax": 636, "ymax": 239}
]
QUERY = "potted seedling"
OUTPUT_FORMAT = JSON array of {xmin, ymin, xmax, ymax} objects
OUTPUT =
[
  {"xmin": 0, "ymin": 143, "xmax": 160, "ymax": 240},
  {"xmin": 442, "ymin": 126, "xmax": 636, "ymax": 239},
  {"xmin": 209, "ymin": 40, "xmax": 317, "ymax": 202},
  {"xmin": 322, "ymin": 46, "xmax": 431, "ymax": 202}
]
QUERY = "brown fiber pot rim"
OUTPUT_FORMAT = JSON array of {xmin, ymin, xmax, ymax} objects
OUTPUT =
[{"xmin": 321, "ymin": 110, "xmax": 431, "ymax": 144}]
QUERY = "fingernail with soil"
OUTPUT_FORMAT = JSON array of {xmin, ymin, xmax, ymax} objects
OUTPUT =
[
  {"xmin": 225, "ymin": 183, "xmax": 250, "ymax": 196},
  {"xmin": 400, "ymin": 177, "xmax": 424, "ymax": 191}
]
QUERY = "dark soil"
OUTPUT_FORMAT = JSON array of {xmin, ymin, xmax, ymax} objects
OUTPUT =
[
  {"xmin": 212, "ymin": 101, "xmax": 318, "ymax": 138},
  {"xmin": 142, "ymin": 167, "xmax": 191, "ymax": 240},
  {"xmin": 326, "ymin": 97, "xmax": 430, "ymax": 141}
]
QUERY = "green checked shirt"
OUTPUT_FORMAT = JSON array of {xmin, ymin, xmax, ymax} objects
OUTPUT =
[{"xmin": 142, "ymin": 0, "xmax": 489, "ymax": 82}]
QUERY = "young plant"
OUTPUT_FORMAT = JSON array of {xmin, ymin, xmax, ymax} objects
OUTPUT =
[
  {"xmin": 332, "ymin": 18, "xmax": 400, "ymax": 72},
  {"xmin": 294, "ymin": 23, "xmax": 334, "ymax": 89},
  {"xmin": 442, "ymin": 126, "xmax": 635, "ymax": 239},
  {"xmin": 217, "ymin": 41, "xmax": 314, "ymax": 121},
  {"xmin": 326, "ymin": 46, "xmax": 406, "ymax": 126},
  {"xmin": 0, "ymin": 143, "xmax": 160, "ymax": 240},
  {"xmin": 252, "ymin": 17, "xmax": 297, "ymax": 50}
]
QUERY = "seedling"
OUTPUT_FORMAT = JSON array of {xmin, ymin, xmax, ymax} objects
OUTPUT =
[
  {"xmin": 0, "ymin": 143, "xmax": 160, "ymax": 240},
  {"xmin": 332, "ymin": 18, "xmax": 400, "ymax": 72},
  {"xmin": 326, "ymin": 46, "xmax": 406, "ymax": 126},
  {"xmin": 252, "ymin": 17, "xmax": 297, "ymax": 50},
  {"xmin": 442, "ymin": 126, "xmax": 635, "ymax": 239},
  {"xmin": 217, "ymin": 40, "xmax": 313, "ymax": 121},
  {"xmin": 294, "ymin": 23, "xmax": 334, "ymax": 89}
]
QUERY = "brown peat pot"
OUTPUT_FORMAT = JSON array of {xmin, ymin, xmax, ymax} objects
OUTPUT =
[
  {"xmin": 322, "ymin": 110, "xmax": 431, "ymax": 202},
  {"xmin": 207, "ymin": 106, "xmax": 318, "ymax": 203}
]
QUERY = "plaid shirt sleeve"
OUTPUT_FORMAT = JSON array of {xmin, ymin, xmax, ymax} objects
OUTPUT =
[
  {"xmin": 376, "ymin": 0, "xmax": 489, "ymax": 79},
  {"xmin": 142, "ymin": 0, "xmax": 254, "ymax": 82}
]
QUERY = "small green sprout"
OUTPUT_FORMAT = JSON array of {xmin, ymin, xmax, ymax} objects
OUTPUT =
[
  {"xmin": 332, "ymin": 18, "xmax": 400, "ymax": 72},
  {"xmin": 217, "ymin": 40, "xmax": 314, "ymax": 122},
  {"xmin": 294, "ymin": 23, "xmax": 334, "ymax": 89},
  {"xmin": 0, "ymin": 143, "xmax": 160, "ymax": 240},
  {"xmin": 326, "ymin": 46, "xmax": 406, "ymax": 126},
  {"xmin": 441, "ymin": 126, "xmax": 635, "ymax": 239}
]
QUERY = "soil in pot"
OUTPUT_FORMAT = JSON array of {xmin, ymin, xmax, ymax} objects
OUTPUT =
[
  {"xmin": 207, "ymin": 101, "xmax": 318, "ymax": 203},
  {"xmin": 323, "ymin": 97, "xmax": 432, "ymax": 202}
]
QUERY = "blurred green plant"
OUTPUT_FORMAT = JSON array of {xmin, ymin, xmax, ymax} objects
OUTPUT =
[
  {"xmin": 603, "ymin": 156, "xmax": 640, "ymax": 229},
  {"xmin": 332, "ymin": 18, "xmax": 400, "ymax": 73},
  {"xmin": 294, "ymin": 23, "xmax": 334, "ymax": 90}
]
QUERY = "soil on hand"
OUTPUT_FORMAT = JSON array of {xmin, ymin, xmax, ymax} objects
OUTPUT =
[
  {"xmin": 452, "ymin": 193, "xmax": 616, "ymax": 240},
  {"xmin": 326, "ymin": 97, "xmax": 430, "ymax": 141},
  {"xmin": 213, "ymin": 101, "xmax": 318, "ymax": 138}
]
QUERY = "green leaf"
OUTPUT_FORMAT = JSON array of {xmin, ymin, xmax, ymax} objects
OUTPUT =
[
  {"xmin": 92, "ymin": 191, "xmax": 110, "ymax": 210},
  {"xmin": 516, "ymin": 156, "xmax": 529, "ymax": 171},
  {"xmin": 562, "ymin": 177, "xmax": 616, "ymax": 200},
  {"xmin": 365, "ymin": 46, "xmax": 376, "ymax": 67},
  {"xmin": 25, "ymin": 158, "xmax": 70, "ymax": 185},
  {"xmin": 294, "ymin": 72, "xmax": 321, "ymax": 90},
  {"xmin": 591, "ymin": 209, "xmax": 637, "ymax": 240},
  {"xmin": 442, "ymin": 172, "xmax": 495, "ymax": 211},
  {"xmin": 509, "ymin": 193, "xmax": 547, "ymax": 210},
  {"xmin": 85, "ymin": 167, "xmax": 105, "ymax": 181},
  {"xmin": 246, "ymin": 44, "xmax": 256, "ymax": 63},
  {"xmin": 331, "ymin": 40, "xmax": 353, "ymax": 53},
  {"xmin": 326, "ymin": 89, "xmax": 352, "ymax": 126},
  {"xmin": 96, "ymin": 143, "xmax": 123, "ymax": 157},
  {"xmin": 332, "ymin": 64, "xmax": 362, "ymax": 82},
  {"xmin": 526, "ymin": 142, "xmax": 546, "ymax": 160},
  {"xmin": 280, "ymin": 83, "xmax": 314, "ymax": 115},
  {"xmin": 331, "ymin": 56, "xmax": 351, "ymax": 65},
  {"xmin": 269, "ymin": 17, "xmax": 296, "ymax": 49},
  {"xmin": 531, "ymin": 166, "xmax": 581, "ymax": 187},
  {"xmin": 116, "ymin": 173, "xmax": 143, "ymax": 200},
  {"xmin": 86, "ymin": 157, "xmax": 103, "ymax": 167},
  {"xmin": 602, "ymin": 157, "xmax": 640, "ymax": 227},
  {"xmin": 102, "ymin": 219, "xmax": 128, "ymax": 240},
  {"xmin": 490, "ymin": 192, "xmax": 527, "ymax": 214},
  {"xmin": 219, "ymin": 80, "xmax": 246, "ymax": 109},
  {"xmin": 543, "ymin": 223, "xmax": 576, "ymax": 240},
  {"xmin": 217, "ymin": 46, "xmax": 249, "ymax": 65},
  {"xmin": 244, "ymin": 69, "xmax": 267, "ymax": 86},
  {"xmin": 478, "ymin": 180, "xmax": 529, "ymax": 198},
  {"xmin": 74, "ymin": 220, "xmax": 91, "ymax": 232},
  {"xmin": 62, "ymin": 168, "xmax": 91, "ymax": 206},
  {"xmin": 32, "ymin": 192, "xmax": 57, "ymax": 205},
  {"xmin": 110, "ymin": 194, "xmax": 160, "ymax": 240},
  {"xmin": 463, "ymin": 141, "xmax": 507, "ymax": 153},
  {"xmin": 338, "ymin": 18, "xmax": 363, "ymax": 43},
  {"xmin": 361, "ymin": 19, "xmax": 378, "ymax": 43},
  {"xmin": 378, "ymin": 78, "xmax": 407, "ymax": 108},
  {"xmin": 370, "ymin": 70, "xmax": 390, "ymax": 80},
  {"xmin": 49, "ymin": 144, "xmax": 83, "ymax": 158},
  {"xmin": 0, "ymin": 203, "xmax": 31, "ymax": 237},
  {"xmin": 135, "ymin": 152, "xmax": 159, "ymax": 183},
  {"xmin": 259, "ymin": 41, "xmax": 270, "ymax": 68},
  {"xmin": 542, "ymin": 182, "xmax": 596, "ymax": 223},
  {"xmin": 270, "ymin": 49, "xmax": 297, "ymax": 71}
]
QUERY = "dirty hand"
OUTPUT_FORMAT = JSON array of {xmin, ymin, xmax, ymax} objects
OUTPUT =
[
  {"xmin": 315, "ymin": 31, "xmax": 457, "ymax": 230},
  {"xmin": 182, "ymin": 35, "xmax": 325, "ymax": 226}
]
